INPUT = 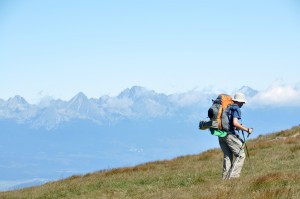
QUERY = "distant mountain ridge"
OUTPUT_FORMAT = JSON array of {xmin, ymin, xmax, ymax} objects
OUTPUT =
[
  {"xmin": 0, "ymin": 86, "xmax": 258, "ymax": 130},
  {"xmin": 236, "ymin": 86, "xmax": 258, "ymax": 97}
]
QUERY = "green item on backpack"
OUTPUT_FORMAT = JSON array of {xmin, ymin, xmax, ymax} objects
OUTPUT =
[{"xmin": 209, "ymin": 128, "xmax": 228, "ymax": 137}]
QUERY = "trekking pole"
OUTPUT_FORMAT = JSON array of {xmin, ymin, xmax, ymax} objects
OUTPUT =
[
  {"xmin": 242, "ymin": 131, "xmax": 251, "ymax": 160},
  {"xmin": 225, "ymin": 133, "xmax": 248, "ymax": 180},
  {"xmin": 242, "ymin": 131, "xmax": 253, "ymax": 174}
]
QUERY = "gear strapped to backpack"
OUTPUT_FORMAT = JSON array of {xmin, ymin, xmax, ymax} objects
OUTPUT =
[{"xmin": 199, "ymin": 94, "xmax": 233, "ymax": 137}]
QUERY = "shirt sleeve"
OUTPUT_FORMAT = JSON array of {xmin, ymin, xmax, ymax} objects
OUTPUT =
[{"xmin": 231, "ymin": 107, "xmax": 241, "ymax": 120}]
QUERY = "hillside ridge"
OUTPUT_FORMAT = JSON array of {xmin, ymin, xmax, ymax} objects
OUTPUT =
[{"xmin": 1, "ymin": 126, "xmax": 300, "ymax": 199}]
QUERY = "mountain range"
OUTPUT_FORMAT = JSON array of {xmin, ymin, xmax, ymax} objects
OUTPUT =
[
  {"xmin": 0, "ymin": 85, "xmax": 299, "ymax": 191},
  {"xmin": 0, "ymin": 86, "xmax": 260, "ymax": 130}
]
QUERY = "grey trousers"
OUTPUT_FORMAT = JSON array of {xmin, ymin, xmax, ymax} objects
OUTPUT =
[{"xmin": 218, "ymin": 134, "xmax": 245, "ymax": 179}]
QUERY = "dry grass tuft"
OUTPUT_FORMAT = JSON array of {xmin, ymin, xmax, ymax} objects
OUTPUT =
[
  {"xmin": 197, "ymin": 148, "xmax": 220, "ymax": 161},
  {"xmin": 290, "ymin": 144, "xmax": 300, "ymax": 153},
  {"xmin": 253, "ymin": 172, "xmax": 287, "ymax": 186}
]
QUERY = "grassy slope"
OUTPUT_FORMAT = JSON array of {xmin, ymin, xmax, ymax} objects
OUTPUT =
[{"xmin": 1, "ymin": 126, "xmax": 300, "ymax": 199}]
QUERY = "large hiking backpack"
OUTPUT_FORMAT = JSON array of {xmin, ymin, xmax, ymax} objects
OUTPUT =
[
  {"xmin": 199, "ymin": 94, "xmax": 233, "ymax": 135},
  {"xmin": 208, "ymin": 94, "xmax": 233, "ymax": 131}
]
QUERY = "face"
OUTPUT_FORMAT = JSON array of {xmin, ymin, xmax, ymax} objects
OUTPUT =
[{"xmin": 237, "ymin": 102, "xmax": 245, "ymax": 108}]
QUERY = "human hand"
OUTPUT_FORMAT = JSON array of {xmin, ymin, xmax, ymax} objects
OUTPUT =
[{"xmin": 247, "ymin": 128, "xmax": 253, "ymax": 134}]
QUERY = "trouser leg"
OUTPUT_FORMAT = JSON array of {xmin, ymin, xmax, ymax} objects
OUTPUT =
[
  {"xmin": 225, "ymin": 134, "xmax": 245, "ymax": 178},
  {"xmin": 218, "ymin": 137, "xmax": 233, "ymax": 179}
]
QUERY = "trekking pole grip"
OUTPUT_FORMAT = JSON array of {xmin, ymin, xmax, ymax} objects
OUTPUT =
[{"xmin": 247, "ymin": 128, "xmax": 253, "ymax": 137}]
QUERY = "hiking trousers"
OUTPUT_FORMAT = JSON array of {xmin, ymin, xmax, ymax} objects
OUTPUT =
[{"xmin": 218, "ymin": 134, "xmax": 245, "ymax": 179}]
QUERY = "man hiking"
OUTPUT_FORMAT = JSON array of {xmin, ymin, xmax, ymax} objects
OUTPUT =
[{"xmin": 218, "ymin": 92, "xmax": 253, "ymax": 179}]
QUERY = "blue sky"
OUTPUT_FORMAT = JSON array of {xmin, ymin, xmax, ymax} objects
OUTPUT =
[{"xmin": 1, "ymin": 0, "xmax": 300, "ymax": 103}]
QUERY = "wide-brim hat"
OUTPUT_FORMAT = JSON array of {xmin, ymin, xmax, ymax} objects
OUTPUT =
[{"xmin": 233, "ymin": 92, "xmax": 247, "ymax": 103}]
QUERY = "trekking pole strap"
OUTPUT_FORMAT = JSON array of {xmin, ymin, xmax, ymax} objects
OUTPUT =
[{"xmin": 241, "ymin": 130, "xmax": 246, "ymax": 143}]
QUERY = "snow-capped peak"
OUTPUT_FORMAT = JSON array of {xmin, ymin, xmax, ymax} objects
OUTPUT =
[
  {"xmin": 67, "ymin": 92, "xmax": 91, "ymax": 115},
  {"xmin": 118, "ymin": 86, "xmax": 155, "ymax": 99},
  {"xmin": 237, "ymin": 86, "xmax": 258, "ymax": 97},
  {"xmin": 7, "ymin": 95, "xmax": 29, "ymax": 105},
  {"xmin": 6, "ymin": 95, "xmax": 29, "ymax": 110},
  {"xmin": 68, "ymin": 92, "xmax": 88, "ymax": 104}
]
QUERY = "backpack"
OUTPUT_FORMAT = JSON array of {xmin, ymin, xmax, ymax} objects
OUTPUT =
[
  {"xmin": 208, "ymin": 93, "xmax": 233, "ymax": 131},
  {"xmin": 199, "ymin": 94, "xmax": 233, "ymax": 136}
]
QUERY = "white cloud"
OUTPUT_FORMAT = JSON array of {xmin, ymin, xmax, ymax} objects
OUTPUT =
[
  {"xmin": 249, "ymin": 81, "xmax": 300, "ymax": 107},
  {"xmin": 143, "ymin": 99, "xmax": 168, "ymax": 117},
  {"xmin": 38, "ymin": 96, "xmax": 55, "ymax": 107},
  {"xmin": 170, "ymin": 89, "xmax": 212, "ymax": 107}
]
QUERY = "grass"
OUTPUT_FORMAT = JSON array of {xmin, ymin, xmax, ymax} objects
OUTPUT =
[{"xmin": 1, "ymin": 126, "xmax": 300, "ymax": 199}]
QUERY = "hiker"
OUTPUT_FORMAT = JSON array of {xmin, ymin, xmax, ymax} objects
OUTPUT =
[{"xmin": 218, "ymin": 92, "xmax": 253, "ymax": 179}]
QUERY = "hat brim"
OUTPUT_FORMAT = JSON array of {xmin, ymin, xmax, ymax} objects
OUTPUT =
[{"xmin": 233, "ymin": 99, "xmax": 247, "ymax": 103}]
